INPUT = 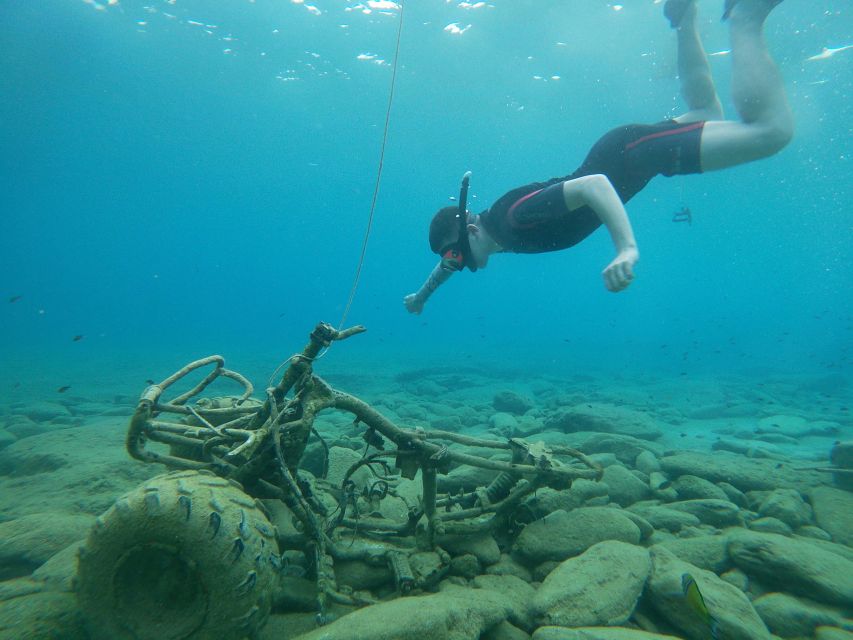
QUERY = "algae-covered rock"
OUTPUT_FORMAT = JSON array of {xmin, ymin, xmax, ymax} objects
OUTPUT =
[
  {"xmin": 578, "ymin": 433, "xmax": 663, "ymax": 464},
  {"xmin": 483, "ymin": 620, "xmax": 531, "ymax": 640},
  {"xmin": 666, "ymin": 498, "xmax": 743, "ymax": 528},
  {"xmin": 653, "ymin": 534, "xmax": 730, "ymax": 573},
  {"xmin": 471, "ymin": 574, "xmax": 536, "ymax": 630},
  {"xmin": 635, "ymin": 450, "xmax": 661, "ymax": 474},
  {"xmin": 627, "ymin": 505, "xmax": 700, "ymax": 532},
  {"xmin": 524, "ymin": 483, "xmax": 606, "ymax": 520},
  {"xmin": 0, "ymin": 429, "xmax": 15, "ymax": 451},
  {"xmin": 810, "ymin": 485, "xmax": 853, "ymax": 547},
  {"xmin": 18, "ymin": 401, "xmax": 72, "ymax": 422},
  {"xmin": 543, "ymin": 404, "xmax": 662, "ymax": 441},
  {"xmin": 749, "ymin": 517, "xmax": 792, "ymax": 536},
  {"xmin": 796, "ymin": 525, "xmax": 833, "ymax": 541},
  {"xmin": 0, "ymin": 512, "xmax": 94, "ymax": 581},
  {"xmin": 815, "ymin": 627, "xmax": 853, "ymax": 640},
  {"xmin": 728, "ymin": 529, "xmax": 853, "ymax": 606},
  {"xmin": 753, "ymin": 592, "xmax": 850, "ymax": 638},
  {"xmin": 493, "ymin": 391, "xmax": 534, "ymax": 415},
  {"xmin": 30, "ymin": 540, "xmax": 81, "ymax": 591},
  {"xmin": 659, "ymin": 451, "xmax": 823, "ymax": 491},
  {"xmin": 485, "ymin": 554, "xmax": 533, "ymax": 583},
  {"xmin": 0, "ymin": 590, "xmax": 86, "ymax": 640},
  {"xmin": 532, "ymin": 541, "xmax": 650, "ymax": 628},
  {"xmin": 601, "ymin": 465, "xmax": 650, "ymax": 507},
  {"xmin": 294, "ymin": 588, "xmax": 512, "ymax": 640},
  {"xmin": 533, "ymin": 627, "xmax": 682, "ymax": 640},
  {"xmin": 646, "ymin": 547, "xmax": 772, "ymax": 640},
  {"xmin": 758, "ymin": 488, "xmax": 812, "ymax": 529},
  {"xmin": 438, "ymin": 531, "xmax": 501, "ymax": 566},
  {"xmin": 618, "ymin": 510, "xmax": 654, "ymax": 541},
  {"xmin": 326, "ymin": 446, "xmax": 372, "ymax": 490},
  {"xmin": 335, "ymin": 559, "xmax": 394, "ymax": 591},
  {"xmin": 450, "ymin": 554, "xmax": 481, "ymax": 579},
  {"xmin": 274, "ymin": 576, "xmax": 318, "ymax": 612},
  {"xmin": 672, "ymin": 475, "xmax": 729, "ymax": 501},
  {"xmin": 259, "ymin": 612, "xmax": 323, "ymax": 640},
  {"xmin": 513, "ymin": 507, "xmax": 641, "ymax": 564}
]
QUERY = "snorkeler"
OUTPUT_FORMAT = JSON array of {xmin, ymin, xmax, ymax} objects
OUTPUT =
[{"xmin": 403, "ymin": 0, "xmax": 793, "ymax": 314}]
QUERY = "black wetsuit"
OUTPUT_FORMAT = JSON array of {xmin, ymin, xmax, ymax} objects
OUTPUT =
[{"xmin": 480, "ymin": 120, "xmax": 705, "ymax": 254}]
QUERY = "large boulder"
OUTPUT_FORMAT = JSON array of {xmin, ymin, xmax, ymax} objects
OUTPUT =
[
  {"xmin": 294, "ymin": 588, "xmax": 512, "ymax": 640},
  {"xmin": 627, "ymin": 505, "xmax": 700, "ymax": 532},
  {"xmin": 728, "ymin": 529, "xmax": 853, "ymax": 606},
  {"xmin": 533, "ymin": 627, "xmax": 684, "ymax": 640},
  {"xmin": 665, "ymin": 499, "xmax": 742, "ymax": 528},
  {"xmin": 532, "ymin": 541, "xmax": 650, "ymax": 628},
  {"xmin": 809, "ymin": 486, "xmax": 853, "ymax": 547},
  {"xmin": 0, "ymin": 513, "xmax": 95, "ymax": 581},
  {"xmin": 471, "ymin": 574, "xmax": 536, "ymax": 631},
  {"xmin": 438, "ymin": 532, "xmax": 501, "ymax": 567},
  {"xmin": 659, "ymin": 451, "xmax": 823, "ymax": 491},
  {"xmin": 672, "ymin": 475, "xmax": 729, "ymax": 501},
  {"xmin": 628, "ymin": 504, "xmax": 700, "ymax": 532},
  {"xmin": 493, "ymin": 391, "xmax": 534, "ymax": 416},
  {"xmin": 543, "ymin": 404, "xmax": 662, "ymax": 441},
  {"xmin": 513, "ymin": 508, "xmax": 641, "ymax": 565},
  {"xmin": 601, "ymin": 465, "xmax": 650, "ymax": 507},
  {"xmin": 653, "ymin": 534, "xmax": 731, "ymax": 573},
  {"xmin": 753, "ymin": 592, "xmax": 850, "ymax": 638},
  {"xmin": 326, "ymin": 446, "xmax": 372, "ymax": 491},
  {"xmin": 647, "ymin": 547, "xmax": 771, "ymax": 640},
  {"xmin": 0, "ymin": 589, "xmax": 86, "ymax": 640},
  {"xmin": 758, "ymin": 489, "xmax": 813, "ymax": 529}
]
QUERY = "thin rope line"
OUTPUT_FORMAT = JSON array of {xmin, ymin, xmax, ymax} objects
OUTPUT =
[{"xmin": 336, "ymin": 0, "xmax": 404, "ymax": 333}]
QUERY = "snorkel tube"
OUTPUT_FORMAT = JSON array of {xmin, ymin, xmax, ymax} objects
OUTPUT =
[{"xmin": 455, "ymin": 171, "xmax": 477, "ymax": 272}]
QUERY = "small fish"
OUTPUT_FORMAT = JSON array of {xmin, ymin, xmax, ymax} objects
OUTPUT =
[
  {"xmin": 8, "ymin": 295, "xmax": 22, "ymax": 303},
  {"xmin": 57, "ymin": 385, "xmax": 71, "ymax": 393},
  {"xmin": 682, "ymin": 573, "xmax": 720, "ymax": 639},
  {"xmin": 806, "ymin": 44, "xmax": 853, "ymax": 62},
  {"xmin": 145, "ymin": 379, "xmax": 156, "ymax": 385},
  {"xmin": 72, "ymin": 335, "xmax": 84, "ymax": 342},
  {"xmin": 672, "ymin": 206, "xmax": 692, "ymax": 225}
]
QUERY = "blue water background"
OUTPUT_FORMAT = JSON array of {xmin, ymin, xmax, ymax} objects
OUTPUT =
[{"xmin": 1, "ymin": 0, "xmax": 851, "ymax": 394}]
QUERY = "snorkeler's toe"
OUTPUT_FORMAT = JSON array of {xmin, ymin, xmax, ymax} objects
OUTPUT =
[{"xmin": 664, "ymin": 0, "xmax": 696, "ymax": 29}]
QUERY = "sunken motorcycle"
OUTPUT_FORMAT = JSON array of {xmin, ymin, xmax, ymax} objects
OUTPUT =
[{"xmin": 74, "ymin": 322, "xmax": 601, "ymax": 640}]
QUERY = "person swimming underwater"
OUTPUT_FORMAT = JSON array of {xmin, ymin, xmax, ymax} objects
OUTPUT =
[{"xmin": 404, "ymin": 0, "xmax": 792, "ymax": 314}]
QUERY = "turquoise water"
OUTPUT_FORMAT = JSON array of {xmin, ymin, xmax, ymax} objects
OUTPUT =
[
  {"xmin": 2, "ymin": 0, "xmax": 851, "ymax": 389},
  {"xmin": 1, "ymin": 3, "xmax": 852, "ymax": 638}
]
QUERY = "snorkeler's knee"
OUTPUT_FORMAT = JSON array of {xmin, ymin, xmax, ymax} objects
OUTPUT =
[
  {"xmin": 760, "ymin": 116, "xmax": 794, "ymax": 157},
  {"xmin": 744, "ymin": 114, "xmax": 794, "ymax": 160}
]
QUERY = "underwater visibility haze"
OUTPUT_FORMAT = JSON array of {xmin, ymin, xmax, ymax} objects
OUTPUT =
[{"xmin": 0, "ymin": 1, "xmax": 852, "ymax": 639}]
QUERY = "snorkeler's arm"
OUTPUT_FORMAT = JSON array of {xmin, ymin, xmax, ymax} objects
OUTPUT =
[
  {"xmin": 404, "ymin": 262, "xmax": 453, "ymax": 314},
  {"xmin": 563, "ymin": 174, "xmax": 639, "ymax": 292}
]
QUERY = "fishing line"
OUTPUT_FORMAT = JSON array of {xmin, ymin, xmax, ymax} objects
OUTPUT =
[
  {"xmin": 281, "ymin": 0, "xmax": 404, "ymax": 372},
  {"xmin": 336, "ymin": 0, "xmax": 405, "ymax": 332}
]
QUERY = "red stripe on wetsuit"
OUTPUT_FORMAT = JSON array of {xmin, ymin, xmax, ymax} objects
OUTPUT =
[
  {"xmin": 507, "ymin": 187, "xmax": 545, "ymax": 229},
  {"xmin": 624, "ymin": 121, "xmax": 704, "ymax": 151}
]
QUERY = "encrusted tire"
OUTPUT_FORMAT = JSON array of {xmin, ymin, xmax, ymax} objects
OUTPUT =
[{"xmin": 76, "ymin": 470, "xmax": 280, "ymax": 640}]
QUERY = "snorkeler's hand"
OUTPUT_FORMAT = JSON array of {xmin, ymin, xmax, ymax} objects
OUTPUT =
[
  {"xmin": 602, "ymin": 247, "xmax": 638, "ymax": 292},
  {"xmin": 404, "ymin": 293, "xmax": 424, "ymax": 315}
]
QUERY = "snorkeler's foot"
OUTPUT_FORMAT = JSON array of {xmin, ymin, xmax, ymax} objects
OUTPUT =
[
  {"xmin": 664, "ymin": 0, "xmax": 696, "ymax": 29},
  {"xmin": 722, "ymin": 0, "xmax": 783, "ymax": 22}
]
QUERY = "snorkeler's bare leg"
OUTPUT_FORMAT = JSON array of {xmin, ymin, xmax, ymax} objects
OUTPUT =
[
  {"xmin": 666, "ymin": 0, "xmax": 724, "ymax": 123},
  {"xmin": 698, "ymin": 0, "xmax": 793, "ymax": 171}
]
